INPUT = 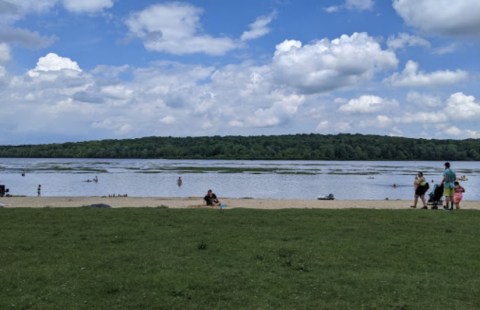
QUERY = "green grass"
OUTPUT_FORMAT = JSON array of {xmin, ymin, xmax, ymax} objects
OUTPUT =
[{"xmin": 1, "ymin": 208, "xmax": 479, "ymax": 309}]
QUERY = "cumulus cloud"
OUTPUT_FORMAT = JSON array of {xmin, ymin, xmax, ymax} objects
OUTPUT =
[
  {"xmin": 272, "ymin": 32, "xmax": 398, "ymax": 94},
  {"xmin": 32, "ymin": 53, "xmax": 81, "ymax": 72},
  {"xmin": 387, "ymin": 33, "xmax": 430, "ymax": 50},
  {"xmin": 386, "ymin": 60, "xmax": 468, "ymax": 87},
  {"xmin": 393, "ymin": 0, "xmax": 480, "ymax": 36},
  {"xmin": 339, "ymin": 95, "xmax": 399, "ymax": 113},
  {"xmin": 27, "ymin": 53, "xmax": 82, "ymax": 80},
  {"xmin": 125, "ymin": 3, "xmax": 237, "ymax": 55},
  {"xmin": 241, "ymin": 11, "xmax": 276, "ymax": 41},
  {"xmin": 392, "ymin": 92, "xmax": 480, "ymax": 138},
  {"xmin": 445, "ymin": 92, "xmax": 480, "ymax": 120},
  {"xmin": 245, "ymin": 93, "xmax": 305, "ymax": 128},
  {"xmin": 62, "ymin": 0, "xmax": 114, "ymax": 13}
]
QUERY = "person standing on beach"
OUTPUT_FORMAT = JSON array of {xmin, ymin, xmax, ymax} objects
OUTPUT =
[
  {"xmin": 441, "ymin": 162, "xmax": 456, "ymax": 210},
  {"xmin": 453, "ymin": 181, "xmax": 465, "ymax": 209},
  {"xmin": 411, "ymin": 172, "xmax": 428, "ymax": 209}
]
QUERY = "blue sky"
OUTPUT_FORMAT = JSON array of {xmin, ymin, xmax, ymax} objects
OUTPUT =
[{"xmin": 0, "ymin": 0, "xmax": 479, "ymax": 145}]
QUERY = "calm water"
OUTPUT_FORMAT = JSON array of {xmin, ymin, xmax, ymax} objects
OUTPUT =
[{"xmin": 0, "ymin": 159, "xmax": 478, "ymax": 200}]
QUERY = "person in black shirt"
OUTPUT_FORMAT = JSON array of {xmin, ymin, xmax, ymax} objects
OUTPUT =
[{"xmin": 204, "ymin": 189, "xmax": 220, "ymax": 206}]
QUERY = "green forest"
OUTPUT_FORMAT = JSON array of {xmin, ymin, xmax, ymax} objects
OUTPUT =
[{"xmin": 0, "ymin": 134, "xmax": 479, "ymax": 160}]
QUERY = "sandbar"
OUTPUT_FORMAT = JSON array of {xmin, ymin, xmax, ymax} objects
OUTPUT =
[{"xmin": 1, "ymin": 196, "xmax": 479, "ymax": 210}]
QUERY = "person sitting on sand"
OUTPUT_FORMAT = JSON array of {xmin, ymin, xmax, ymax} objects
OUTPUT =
[{"xmin": 204, "ymin": 189, "xmax": 220, "ymax": 206}]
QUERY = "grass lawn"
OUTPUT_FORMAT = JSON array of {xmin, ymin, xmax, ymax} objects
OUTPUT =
[{"xmin": 1, "ymin": 207, "xmax": 479, "ymax": 309}]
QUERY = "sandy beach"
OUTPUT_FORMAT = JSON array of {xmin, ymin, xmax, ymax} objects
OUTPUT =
[{"xmin": 1, "ymin": 196, "xmax": 480, "ymax": 210}]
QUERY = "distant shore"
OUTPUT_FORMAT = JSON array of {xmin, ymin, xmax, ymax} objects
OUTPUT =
[{"xmin": 1, "ymin": 196, "xmax": 480, "ymax": 210}]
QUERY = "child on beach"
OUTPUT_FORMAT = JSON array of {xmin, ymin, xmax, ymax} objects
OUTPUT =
[{"xmin": 453, "ymin": 181, "xmax": 465, "ymax": 209}]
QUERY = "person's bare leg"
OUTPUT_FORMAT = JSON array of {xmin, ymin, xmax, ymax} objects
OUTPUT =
[
  {"xmin": 421, "ymin": 195, "xmax": 427, "ymax": 208},
  {"xmin": 411, "ymin": 195, "xmax": 419, "ymax": 208}
]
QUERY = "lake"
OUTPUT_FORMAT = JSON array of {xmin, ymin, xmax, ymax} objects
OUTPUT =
[{"xmin": 0, "ymin": 159, "xmax": 478, "ymax": 201}]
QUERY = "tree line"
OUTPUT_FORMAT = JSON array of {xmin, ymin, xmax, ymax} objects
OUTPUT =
[{"xmin": 0, "ymin": 134, "xmax": 479, "ymax": 160}]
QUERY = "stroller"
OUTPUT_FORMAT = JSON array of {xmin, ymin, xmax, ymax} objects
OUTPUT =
[{"xmin": 427, "ymin": 183, "xmax": 443, "ymax": 209}]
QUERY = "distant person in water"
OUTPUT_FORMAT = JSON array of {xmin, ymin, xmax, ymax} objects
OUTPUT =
[
  {"xmin": 177, "ymin": 176, "xmax": 182, "ymax": 187},
  {"xmin": 37, "ymin": 184, "xmax": 41, "ymax": 197},
  {"xmin": 204, "ymin": 189, "xmax": 220, "ymax": 206}
]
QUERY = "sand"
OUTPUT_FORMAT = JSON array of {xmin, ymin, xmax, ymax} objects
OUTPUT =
[{"xmin": 0, "ymin": 196, "xmax": 479, "ymax": 210}]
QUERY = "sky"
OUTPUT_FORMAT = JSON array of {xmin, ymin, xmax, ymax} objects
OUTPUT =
[{"xmin": 0, "ymin": 0, "xmax": 479, "ymax": 145}]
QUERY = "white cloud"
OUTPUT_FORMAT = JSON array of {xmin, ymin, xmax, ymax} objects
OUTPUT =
[
  {"xmin": 0, "ymin": 26, "xmax": 56, "ymax": 49},
  {"xmin": 445, "ymin": 92, "xmax": 480, "ymax": 120},
  {"xmin": 339, "ymin": 95, "xmax": 399, "ymax": 113},
  {"xmin": 346, "ymin": 0, "xmax": 374, "ymax": 11},
  {"xmin": 397, "ymin": 111, "xmax": 446, "ymax": 124},
  {"xmin": 62, "ymin": 0, "xmax": 114, "ymax": 13},
  {"xmin": 445, "ymin": 126, "xmax": 463, "ymax": 137},
  {"xmin": 160, "ymin": 115, "xmax": 176, "ymax": 124},
  {"xmin": 0, "ymin": 42, "xmax": 10, "ymax": 63},
  {"xmin": 433, "ymin": 43, "xmax": 458, "ymax": 55},
  {"xmin": 0, "ymin": 66, "xmax": 6, "ymax": 81},
  {"xmin": 438, "ymin": 125, "xmax": 480, "ymax": 139},
  {"xmin": 0, "ymin": 1, "xmax": 57, "ymax": 49},
  {"xmin": 272, "ymin": 33, "xmax": 398, "ymax": 94},
  {"xmin": 393, "ymin": 0, "xmax": 480, "ymax": 36},
  {"xmin": 101, "ymin": 85, "xmax": 133, "ymax": 100},
  {"xmin": 241, "ymin": 11, "xmax": 276, "ymax": 41},
  {"xmin": 386, "ymin": 60, "xmax": 468, "ymax": 87},
  {"xmin": 406, "ymin": 91, "xmax": 442, "ymax": 107},
  {"xmin": 325, "ymin": 0, "xmax": 373, "ymax": 12},
  {"xmin": 3, "ymin": 0, "xmax": 57, "ymax": 17},
  {"xmin": 324, "ymin": 6, "xmax": 339, "ymax": 13},
  {"xmin": 359, "ymin": 115, "xmax": 393, "ymax": 128},
  {"xmin": 391, "ymin": 92, "xmax": 480, "ymax": 139},
  {"xmin": 28, "ymin": 53, "xmax": 82, "ymax": 77},
  {"xmin": 125, "ymin": 3, "xmax": 237, "ymax": 55},
  {"xmin": 387, "ymin": 33, "xmax": 430, "ymax": 50},
  {"xmin": 245, "ymin": 93, "xmax": 305, "ymax": 127},
  {"xmin": 1, "ymin": 0, "xmax": 113, "ymax": 16}
]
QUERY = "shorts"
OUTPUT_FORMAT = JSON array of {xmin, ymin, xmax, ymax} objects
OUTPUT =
[
  {"xmin": 415, "ymin": 185, "xmax": 428, "ymax": 196},
  {"xmin": 443, "ymin": 187, "xmax": 454, "ymax": 197},
  {"xmin": 454, "ymin": 193, "xmax": 463, "ymax": 204}
]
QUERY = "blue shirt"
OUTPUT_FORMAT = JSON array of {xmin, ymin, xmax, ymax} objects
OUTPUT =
[{"xmin": 443, "ymin": 168, "xmax": 456, "ymax": 189}]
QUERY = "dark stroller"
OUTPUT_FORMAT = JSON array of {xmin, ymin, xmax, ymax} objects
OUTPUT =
[{"xmin": 427, "ymin": 183, "xmax": 443, "ymax": 209}]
